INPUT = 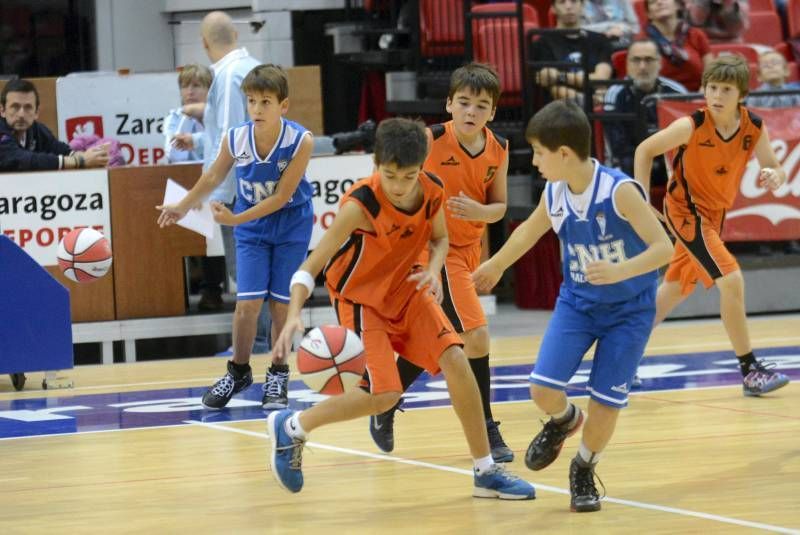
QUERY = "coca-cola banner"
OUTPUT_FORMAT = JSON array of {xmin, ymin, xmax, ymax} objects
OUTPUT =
[{"xmin": 657, "ymin": 100, "xmax": 800, "ymax": 241}]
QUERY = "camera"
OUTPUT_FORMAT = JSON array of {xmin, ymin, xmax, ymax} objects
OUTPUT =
[{"xmin": 331, "ymin": 120, "xmax": 376, "ymax": 155}]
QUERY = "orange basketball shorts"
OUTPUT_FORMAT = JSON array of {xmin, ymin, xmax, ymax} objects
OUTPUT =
[
  {"xmin": 331, "ymin": 290, "xmax": 463, "ymax": 394},
  {"xmin": 663, "ymin": 198, "xmax": 740, "ymax": 296}
]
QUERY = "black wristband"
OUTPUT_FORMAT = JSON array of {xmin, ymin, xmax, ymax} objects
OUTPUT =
[{"xmin": 77, "ymin": 154, "xmax": 86, "ymax": 168}]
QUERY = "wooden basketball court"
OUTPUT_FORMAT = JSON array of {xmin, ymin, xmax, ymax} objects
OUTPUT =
[{"xmin": 1, "ymin": 312, "xmax": 798, "ymax": 534}]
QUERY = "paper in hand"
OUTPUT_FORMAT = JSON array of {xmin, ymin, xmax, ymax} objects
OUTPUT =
[{"xmin": 162, "ymin": 178, "xmax": 215, "ymax": 240}]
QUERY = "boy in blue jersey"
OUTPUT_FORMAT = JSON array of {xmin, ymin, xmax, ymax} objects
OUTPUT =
[
  {"xmin": 157, "ymin": 64, "xmax": 315, "ymax": 410},
  {"xmin": 473, "ymin": 100, "xmax": 672, "ymax": 512}
]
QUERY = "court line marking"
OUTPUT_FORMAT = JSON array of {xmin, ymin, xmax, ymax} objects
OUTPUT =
[
  {"xmin": 4, "ymin": 334, "xmax": 798, "ymax": 394},
  {"xmin": 184, "ymin": 419, "xmax": 799, "ymax": 535}
]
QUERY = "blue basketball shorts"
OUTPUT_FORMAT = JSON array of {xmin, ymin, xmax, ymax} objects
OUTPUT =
[
  {"xmin": 529, "ymin": 286, "xmax": 656, "ymax": 408},
  {"xmin": 234, "ymin": 201, "xmax": 313, "ymax": 303}
]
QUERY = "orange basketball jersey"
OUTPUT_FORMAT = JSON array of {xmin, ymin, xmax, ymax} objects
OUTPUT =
[
  {"xmin": 669, "ymin": 106, "xmax": 762, "ymax": 213},
  {"xmin": 424, "ymin": 121, "xmax": 508, "ymax": 247},
  {"xmin": 323, "ymin": 170, "xmax": 445, "ymax": 319}
]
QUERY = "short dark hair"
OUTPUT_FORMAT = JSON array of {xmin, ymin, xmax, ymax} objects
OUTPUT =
[
  {"xmin": 627, "ymin": 37, "xmax": 660, "ymax": 54},
  {"xmin": 1, "ymin": 79, "xmax": 39, "ymax": 108},
  {"xmin": 448, "ymin": 62, "xmax": 502, "ymax": 108},
  {"xmin": 241, "ymin": 64, "xmax": 289, "ymax": 101},
  {"xmin": 373, "ymin": 118, "xmax": 428, "ymax": 168},
  {"xmin": 525, "ymin": 100, "xmax": 591, "ymax": 160}
]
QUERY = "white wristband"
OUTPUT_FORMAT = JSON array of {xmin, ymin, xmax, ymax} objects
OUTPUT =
[{"xmin": 290, "ymin": 270, "xmax": 315, "ymax": 294}]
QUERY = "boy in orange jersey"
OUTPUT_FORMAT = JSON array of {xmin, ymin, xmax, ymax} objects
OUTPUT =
[
  {"xmin": 369, "ymin": 63, "xmax": 515, "ymax": 462},
  {"xmin": 635, "ymin": 55, "xmax": 790, "ymax": 396},
  {"xmin": 267, "ymin": 118, "xmax": 535, "ymax": 499}
]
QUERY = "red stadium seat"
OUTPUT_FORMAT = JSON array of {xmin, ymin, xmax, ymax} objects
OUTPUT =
[
  {"xmin": 472, "ymin": 3, "xmax": 538, "ymax": 106},
  {"xmin": 710, "ymin": 42, "xmax": 762, "ymax": 62},
  {"xmin": 742, "ymin": 11, "xmax": 784, "ymax": 45},
  {"xmin": 612, "ymin": 50, "xmax": 628, "ymax": 78},
  {"xmin": 419, "ymin": 0, "xmax": 465, "ymax": 58},
  {"xmin": 789, "ymin": 0, "xmax": 800, "ymax": 38},
  {"xmin": 748, "ymin": 0, "xmax": 776, "ymax": 13},
  {"xmin": 633, "ymin": 0, "xmax": 649, "ymax": 30},
  {"xmin": 524, "ymin": 0, "xmax": 553, "ymax": 28}
]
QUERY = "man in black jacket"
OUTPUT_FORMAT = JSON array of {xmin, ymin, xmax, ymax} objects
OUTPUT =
[{"xmin": 0, "ymin": 79, "xmax": 108, "ymax": 171}]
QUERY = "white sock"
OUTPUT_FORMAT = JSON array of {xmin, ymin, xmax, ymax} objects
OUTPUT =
[
  {"xmin": 551, "ymin": 402, "xmax": 572, "ymax": 421},
  {"xmin": 577, "ymin": 441, "xmax": 601, "ymax": 465},
  {"xmin": 284, "ymin": 412, "xmax": 307, "ymax": 441},
  {"xmin": 473, "ymin": 455, "xmax": 495, "ymax": 474}
]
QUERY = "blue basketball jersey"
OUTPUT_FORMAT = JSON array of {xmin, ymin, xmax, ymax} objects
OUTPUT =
[
  {"xmin": 545, "ymin": 160, "xmax": 657, "ymax": 304},
  {"xmin": 227, "ymin": 118, "xmax": 313, "ymax": 239}
]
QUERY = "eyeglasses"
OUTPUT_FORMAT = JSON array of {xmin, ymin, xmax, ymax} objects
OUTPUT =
[{"xmin": 629, "ymin": 57, "xmax": 660, "ymax": 65}]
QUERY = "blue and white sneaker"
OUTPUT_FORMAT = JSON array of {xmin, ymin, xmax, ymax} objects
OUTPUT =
[
  {"xmin": 267, "ymin": 410, "xmax": 305, "ymax": 493},
  {"xmin": 743, "ymin": 361, "xmax": 790, "ymax": 397},
  {"xmin": 473, "ymin": 464, "xmax": 536, "ymax": 500}
]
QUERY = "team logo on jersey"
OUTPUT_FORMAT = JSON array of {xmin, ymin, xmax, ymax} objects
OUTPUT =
[
  {"xmin": 234, "ymin": 150, "xmax": 250, "ymax": 162},
  {"xmin": 484, "ymin": 166, "xmax": 498, "ymax": 183},
  {"xmin": 387, "ymin": 223, "xmax": 401, "ymax": 236},
  {"xmin": 441, "ymin": 156, "xmax": 459, "ymax": 166},
  {"xmin": 437, "ymin": 326, "xmax": 452, "ymax": 338},
  {"xmin": 595, "ymin": 211, "xmax": 612, "ymax": 240},
  {"xmin": 400, "ymin": 225, "xmax": 415, "ymax": 239},
  {"xmin": 715, "ymin": 165, "xmax": 729, "ymax": 175},
  {"xmin": 611, "ymin": 382, "xmax": 629, "ymax": 394},
  {"xmin": 699, "ymin": 139, "xmax": 715, "ymax": 147},
  {"xmin": 277, "ymin": 160, "xmax": 289, "ymax": 172},
  {"xmin": 550, "ymin": 206, "xmax": 564, "ymax": 217}
]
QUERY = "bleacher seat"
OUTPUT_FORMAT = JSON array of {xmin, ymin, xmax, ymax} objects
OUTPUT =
[
  {"xmin": 742, "ymin": 11, "xmax": 785, "ymax": 45},
  {"xmin": 633, "ymin": 0, "xmax": 649, "ymax": 30},
  {"xmin": 419, "ymin": 0, "xmax": 465, "ymax": 58},
  {"xmin": 471, "ymin": 3, "xmax": 538, "ymax": 107},
  {"xmin": 612, "ymin": 49, "xmax": 627, "ymax": 78},
  {"xmin": 789, "ymin": 0, "xmax": 800, "ymax": 38},
  {"xmin": 524, "ymin": 0, "xmax": 553, "ymax": 28},
  {"xmin": 749, "ymin": 0, "xmax": 777, "ymax": 13},
  {"xmin": 710, "ymin": 42, "xmax": 762, "ymax": 62}
]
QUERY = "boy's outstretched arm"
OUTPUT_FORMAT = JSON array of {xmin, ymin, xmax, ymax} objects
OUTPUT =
[
  {"xmin": 410, "ymin": 207, "xmax": 449, "ymax": 303},
  {"xmin": 272, "ymin": 200, "xmax": 368, "ymax": 360},
  {"xmin": 156, "ymin": 141, "xmax": 234, "ymax": 227},
  {"xmin": 446, "ymin": 151, "xmax": 509, "ymax": 223},
  {"xmin": 753, "ymin": 125, "xmax": 787, "ymax": 191},
  {"xmin": 585, "ymin": 182, "xmax": 673, "ymax": 285},
  {"xmin": 634, "ymin": 116, "xmax": 693, "ymax": 196},
  {"xmin": 472, "ymin": 193, "xmax": 551, "ymax": 293},
  {"xmin": 212, "ymin": 133, "xmax": 315, "ymax": 225}
]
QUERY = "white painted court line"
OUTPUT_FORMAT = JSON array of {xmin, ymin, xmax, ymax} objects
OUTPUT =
[{"xmin": 185, "ymin": 419, "xmax": 800, "ymax": 535}]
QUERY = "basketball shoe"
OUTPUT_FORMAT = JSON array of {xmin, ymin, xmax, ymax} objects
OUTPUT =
[
  {"xmin": 525, "ymin": 407, "xmax": 584, "ymax": 471},
  {"xmin": 743, "ymin": 361, "xmax": 790, "ymax": 397},
  {"xmin": 201, "ymin": 361, "xmax": 253, "ymax": 409},
  {"xmin": 369, "ymin": 400, "xmax": 403, "ymax": 452},
  {"xmin": 486, "ymin": 419, "xmax": 514, "ymax": 463},
  {"xmin": 267, "ymin": 410, "xmax": 305, "ymax": 493},
  {"xmin": 263, "ymin": 366, "xmax": 290, "ymax": 409},
  {"xmin": 473, "ymin": 464, "xmax": 536, "ymax": 500},
  {"xmin": 569, "ymin": 457, "xmax": 603, "ymax": 512}
]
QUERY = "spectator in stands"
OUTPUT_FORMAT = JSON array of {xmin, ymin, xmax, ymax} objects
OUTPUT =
[
  {"xmin": 747, "ymin": 49, "xmax": 800, "ymax": 108},
  {"xmin": 604, "ymin": 38, "xmax": 687, "ymax": 197},
  {"xmin": 643, "ymin": 0, "xmax": 713, "ymax": 91},
  {"xmin": 582, "ymin": 0, "xmax": 641, "ymax": 51},
  {"xmin": 0, "ymin": 79, "xmax": 108, "ymax": 172},
  {"xmin": 686, "ymin": 0, "xmax": 750, "ymax": 42},
  {"xmin": 191, "ymin": 11, "xmax": 269, "ymax": 350},
  {"xmin": 164, "ymin": 64, "xmax": 212, "ymax": 163},
  {"xmin": 534, "ymin": 0, "xmax": 613, "ymax": 103},
  {"xmin": 747, "ymin": 49, "xmax": 800, "ymax": 255}
]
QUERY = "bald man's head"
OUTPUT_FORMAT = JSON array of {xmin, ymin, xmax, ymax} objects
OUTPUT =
[{"xmin": 201, "ymin": 11, "xmax": 237, "ymax": 48}]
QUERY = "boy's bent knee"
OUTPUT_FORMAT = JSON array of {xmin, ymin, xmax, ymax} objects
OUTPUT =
[
  {"xmin": 530, "ymin": 383, "xmax": 563, "ymax": 405},
  {"xmin": 715, "ymin": 270, "xmax": 744, "ymax": 292},
  {"xmin": 438, "ymin": 345, "xmax": 468, "ymax": 369},
  {"xmin": 370, "ymin": 391, "xmax": 402, "ymax": 413}
]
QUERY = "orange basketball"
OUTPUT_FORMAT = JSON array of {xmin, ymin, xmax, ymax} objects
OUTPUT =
[
  {"xmin": 296, "ymin": 325, "xmax": 366, "ymax": 395},
  {"xmin": 57, "ymin": 228, "xmax": 113, "ymax": 283}
]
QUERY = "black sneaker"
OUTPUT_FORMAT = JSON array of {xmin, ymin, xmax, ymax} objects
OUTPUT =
[
  {"xmin": 10, "ymin": 373, "xmax": 26, "ymax": 391},
  {"xmin": 263, "ymin": 367, "xmax": 290, "ymax": 409},
  {"xmin": 486, "ymin": 419, "xmax": 514, "ymax": 463},
  {"xmin": 525, "ymin": 408, "xmax": 584, "ymax": 471},
  {"xmin": 370, "ymin": 400, "xmax": 403, "ymax": 453},
  {"xmin": 202, "ymin": 361, "xmax": 253, "ymax": 410},
  {"xmin": 569, "ymin": 457, "xmax": 603, "ymax": 512}
]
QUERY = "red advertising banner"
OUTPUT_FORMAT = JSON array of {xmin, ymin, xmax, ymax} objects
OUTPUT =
[{"xmin": 657, "ymin": 100, "xmax": 800, "ymax": 241}]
